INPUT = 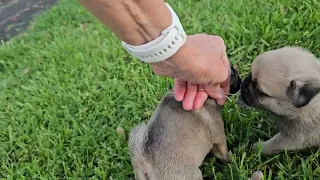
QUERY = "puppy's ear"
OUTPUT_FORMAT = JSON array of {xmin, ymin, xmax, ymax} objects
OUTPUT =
[{"xmin": 287, "ymin": 78, "xmax": 320, "ymax": 108}]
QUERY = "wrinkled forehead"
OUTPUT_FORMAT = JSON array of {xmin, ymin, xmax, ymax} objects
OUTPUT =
[
  {"xmin": 251, "ymin": 47, "xmax": 318, "ymax": 77},
  {"xmin": 251, "ymin": 56, "xmax": 290, "ymax": 95},
  {"xmin": 252, "ymin": 62, "xmax": 286, "ymax": 78},
  {"xmin": 249, "ymin": 47, "xmax": 320, "ymax": 97}
]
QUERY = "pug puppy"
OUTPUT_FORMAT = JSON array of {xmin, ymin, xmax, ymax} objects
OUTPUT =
[
  {"xmin": 128, "ymin": 63, "xmax": 242, "ymax": 180},
  {"xmin": 240, "ymin": 46, "xmax": 320, "ymax": 155}
]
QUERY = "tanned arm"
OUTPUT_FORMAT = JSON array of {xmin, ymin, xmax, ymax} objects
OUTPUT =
[
  {"xmin": 78, "ymin": 0, "xmax": 231, "ymax": 111},
  {"xmin": 78, "ymin": 0, "xmax": 172, "ymax": 45}
]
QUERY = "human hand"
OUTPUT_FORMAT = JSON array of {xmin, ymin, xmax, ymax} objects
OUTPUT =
[{"xmin": 149, "ymin": 34, "xmax": 231, "ymax": 110}]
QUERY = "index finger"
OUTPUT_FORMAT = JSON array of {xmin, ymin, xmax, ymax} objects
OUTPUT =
[
  {"xmin": 216, "ymin": 63, "xmax": 231, "ymax": 105},
  {"xmin": 221, "ymin": 67, "xmax": 231, "ymax": 95},
  {"xmin": 220, "ymin": 44, "xmax": 231, "ymax": 95}
]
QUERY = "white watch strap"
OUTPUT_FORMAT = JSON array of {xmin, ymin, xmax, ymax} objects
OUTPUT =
[{"xmin": 121, "ymin": 3, "xmax": 187, "ymax": 63}]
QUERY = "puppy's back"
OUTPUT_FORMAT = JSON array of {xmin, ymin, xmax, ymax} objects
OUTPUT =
[
  {"xmin": 129, "ymin": 92, "xmax": 222, "ymax": 179},
  {"xmin": 145, "ymin": 92, "xmax": 213, "ymax": 158}
]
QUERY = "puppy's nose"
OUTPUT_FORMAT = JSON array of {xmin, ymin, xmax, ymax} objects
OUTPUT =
[
  {"xmin": 230, "ymin": 75, "xmax": 242, "ymax": 94},
  {"xmin": 240, "ymin": 75, "xmax": 251, "ymax": 92}
]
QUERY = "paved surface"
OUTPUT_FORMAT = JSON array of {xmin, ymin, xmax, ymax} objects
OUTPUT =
[{"xmin": 0, "ymin": 0, "xmax": 59, "ymax": 42}]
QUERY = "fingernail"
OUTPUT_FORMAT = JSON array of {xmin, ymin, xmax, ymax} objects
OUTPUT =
[
  {"xmin": 182, "ymin": 102, "xmax": 192, "ymax": 111},
  {"xmin": 211, "ymin": 86, "xmax": 224, "ymax": 99},
  {"xmin": 175, "ymin": 96, "xmax": 183, "ymax": 101}
]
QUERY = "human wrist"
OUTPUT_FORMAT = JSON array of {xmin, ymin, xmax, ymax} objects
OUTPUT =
[{"xmin": 122, "ymin": 3, "xmax": 187, "ymax": 63}]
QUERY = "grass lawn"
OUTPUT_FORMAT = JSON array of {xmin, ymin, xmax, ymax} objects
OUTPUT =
[{"xmin": 1, "ymin": 0, "xmax": 320, "ymax": 179}]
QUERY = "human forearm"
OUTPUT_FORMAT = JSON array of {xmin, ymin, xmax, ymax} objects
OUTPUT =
[{"xmin": 78, "ymin": 0, "xmax": 172, "ymax": 45}]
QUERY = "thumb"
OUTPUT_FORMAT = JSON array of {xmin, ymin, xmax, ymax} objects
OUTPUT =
[
  {"xmin": 221, "ymin": 68, "xmax": 231, "ymax": 95},
  {"xmin": 205, "ymin": 85, "xmax": 225, "ymax": 102}
]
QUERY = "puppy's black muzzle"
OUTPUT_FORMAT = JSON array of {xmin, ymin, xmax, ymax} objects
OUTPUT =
[
  {"xmin": 229, "ymin": 66, "xmax": 242, "ymax": 95},
  {"xmin": 240, "ymin": 73, "xmax": 260, "ymax": 107}
]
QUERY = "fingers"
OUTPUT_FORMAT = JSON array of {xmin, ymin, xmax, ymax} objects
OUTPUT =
[
  {"xmin": 179, "ymin": 80, "xmax": 230, "ymax": 108},
  {"xmin": 220, "ymin": 37, "xmax": 231, "ymax": 98},
  {"xmin": 209, "ymin": 53, "xmax": 230, "ymax": 105},
  {"xmin": 206, "ymin": 85, "xmax": 226, "ymax": 105},
  {"xmin": 216, "ymin": 95, "xmax": 226, "ymax": 105},
  {"xmin": 174, "ymin": 78, "xmax": 186, "ymax": 101},
  {"xmin": 220, "ymin": 68, "xmax": 231, "ymax": 95},
  {"xmin": 172, "ymin": 35, "xmax": 231, "ymax": 109},
  {"xmin": 205, "ymin": 85, "xmax": 225, "ymax": 99},
  {"xmin": 174, "ymin": 80, "xmax": 209, "ymax": 111},
  {"xmin": 182, "ymin": 82, "xmax": 198, "ymax": 111},
  {"xmin": 193, "ymin": 85, "xmax": 208, "ymax": 110},
  {"xmin": 217, "ymin": 59, "xmax": 231, "ymax": 105},
  {"xmin": 174, "ymin": 79, "xmax": 229, "ymax": 109},
  {"xmin": 216, "ymin": 84, "xmax": 229, "ymax": 105}
]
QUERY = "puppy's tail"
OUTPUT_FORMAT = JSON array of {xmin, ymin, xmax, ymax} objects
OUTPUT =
[{"xmin": 129, "ymin": 124, "xmax": 153, "ymax": 180}]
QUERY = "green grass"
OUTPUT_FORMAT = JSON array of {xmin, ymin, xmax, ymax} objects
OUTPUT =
[{"xmin": 0, "ymin": 0, "xmax": 320, "ymax": 179}]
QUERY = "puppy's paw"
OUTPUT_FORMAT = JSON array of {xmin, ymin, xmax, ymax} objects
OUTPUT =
[
  {"xmin": 249, "ymin": 171, "xmax": 263, "ymax": 180},
  {"xmin": 220, "ymin": 152, "xmax": 232, "ymax": 164},
  {"xmin": 252, "ymin": 141, "xmax": 269, "ymax": 155},
  {"xmin": 252, "ymin": 141, "xmax": 277, "ymax": 156},
  {"xmin": 252, "ymin": 141, "xmax": 262, "ymax": 150}
]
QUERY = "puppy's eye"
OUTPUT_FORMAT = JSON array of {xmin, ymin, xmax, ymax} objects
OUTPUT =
[
  {"xmin": 252, "ymin": 81, "xmax": 271, "ymax": 97},
  {"xmin": 255, "ymin": 84, "xmax": 263, "ymax": 93}
]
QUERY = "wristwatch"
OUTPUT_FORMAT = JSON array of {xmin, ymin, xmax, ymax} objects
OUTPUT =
[{"xmin": 121, "ymin": 3, "xmax": 187, "ymax": 63}]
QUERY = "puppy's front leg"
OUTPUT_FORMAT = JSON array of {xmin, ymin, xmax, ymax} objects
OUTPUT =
[{"xmin": 253, "ymin": 133, "xmax": 306, "ymax": 155}]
